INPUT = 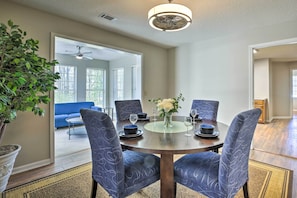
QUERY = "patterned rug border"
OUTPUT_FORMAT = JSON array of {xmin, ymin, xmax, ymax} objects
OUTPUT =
[
  {"xmin": 247, "ymin": 160, "xmax": 293, "ymax": 198},
  {"xmin": 2, "ymin": 160, "xmax": 293, "ymax": 198},
  {"xmin": 3, "ymin": 163, "xmax": 92, "ymax": 198}
]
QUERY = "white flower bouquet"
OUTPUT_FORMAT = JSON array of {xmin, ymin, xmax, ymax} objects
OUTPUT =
[{"xmin": 149, "ymin": 93, "xmax": 184, "ymax": 118}]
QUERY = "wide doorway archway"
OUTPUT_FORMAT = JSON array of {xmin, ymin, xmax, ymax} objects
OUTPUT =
[{"xmin": 52, "ymin": 34, "xmax": 143, "ymax": 158}]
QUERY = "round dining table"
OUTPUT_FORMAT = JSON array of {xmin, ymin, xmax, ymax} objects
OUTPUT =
[{"xmin": 116, "ymin": 116, "xmax": 229, "ymax": 198}]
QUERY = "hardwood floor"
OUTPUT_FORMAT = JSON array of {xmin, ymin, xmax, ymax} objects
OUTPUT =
[
  {"xmin": 6, "ymin": 118, "xmax": 297, "ymax": 197},
  {"xmin": 251, "ymin": 117, "xmax": 297, "ymax": 197}
]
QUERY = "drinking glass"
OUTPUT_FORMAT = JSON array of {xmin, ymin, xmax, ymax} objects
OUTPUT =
[
  {"xmin": 184, "ymin": 116, "xmax": 192, "ymax": 136},
  {"xmin": 152, "ymin": 107, "xmax": 158, "ymax": 121},
  {"xmin": 190, "ymin": 109, "xmax": 198, "ymax": 129},
  {"xmin": 129, "ymin": 114, "xmax": 138, "ymax": 125}
]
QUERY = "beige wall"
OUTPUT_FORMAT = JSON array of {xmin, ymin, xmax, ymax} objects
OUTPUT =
[
  {"xmin": 271, "ymin": 62, "xmax": 291, "ymax": 118},
  {"xmin": 254, "ymin": 59, "xmax": 270, "ymax": 99},
  {"xmin": 169, "ymin": 20, "xmax": 297, "ymax": 124},
  {"xmin": 254, "ymin": 59, "xmax": 270, "ymax": 121},
  {"xmin": 0, "ymin": 1, "xmax": 168, "ymax": 170}
]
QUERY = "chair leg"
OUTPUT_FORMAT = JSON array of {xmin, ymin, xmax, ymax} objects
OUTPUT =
[
  {"xmin": 213, "ymin": 148, "xmax": 218, "ymax": 153},
  {"xmin": 243, "ymin": 182, "xmax": 249, "ymax": 198},
  {"xmin": 91, "ymin": 178, "xmax": 98, "ymax": 198},
  {"xmin": 174, "ymin": 182, "xmax": 177, "ymax": 198}
]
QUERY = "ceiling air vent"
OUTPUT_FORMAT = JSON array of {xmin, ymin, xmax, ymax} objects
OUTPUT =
[{"xmin": 99, "ymin": 13, "xmax": 117, "ymax": 21}]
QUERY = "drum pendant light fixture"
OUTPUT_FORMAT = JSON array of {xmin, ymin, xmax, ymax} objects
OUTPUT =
[{"xmin": 148, "ymin": 0, "xmax": 192, "ymax": 32}]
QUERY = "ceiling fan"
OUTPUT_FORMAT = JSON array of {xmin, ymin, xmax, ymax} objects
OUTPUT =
[{"xmin": 71, "ymin": 46, "xmax": 93, "ymax": 60}]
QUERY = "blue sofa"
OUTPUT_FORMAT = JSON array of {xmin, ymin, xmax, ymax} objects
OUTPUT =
[{"xmin": 55, "ymin": 101, "xmax": 102, "ymax": 128}]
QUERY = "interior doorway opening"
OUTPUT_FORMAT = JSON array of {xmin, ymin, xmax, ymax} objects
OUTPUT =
[
  {"xmin": 52, "ymin": 34, "xmax": 143, "ymax": 158},
  {"xmin": 249, "ymin": 37, "xmax": 297, "ymax": 122}
]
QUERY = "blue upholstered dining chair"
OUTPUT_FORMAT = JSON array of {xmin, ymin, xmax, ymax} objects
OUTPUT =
[
  {"xmin": 114, "ymin": 99, "xmax": 143, "ymax": 121},
  {"xmin": 191, "ymin": 99, "xmax": 219, "ymax": 121},
  {"xmin": 80, "ymin": 109, "xmax": 160, "ymax": 198},
  {"xmin": 174, "ymin": 108, "xmax": 261, "ymax": 198}
]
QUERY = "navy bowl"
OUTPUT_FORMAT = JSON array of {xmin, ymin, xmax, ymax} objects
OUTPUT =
[
  {"xmin": 137, "ymin": 113, "xmax": 147, "ymax": 118},
  {"xmin": 200, "ymin": 123, "xmax": 215, "ymax": 134},
  {"xmin": 124, "ymin": 124, "xmax": 138, "ymax": 134}
]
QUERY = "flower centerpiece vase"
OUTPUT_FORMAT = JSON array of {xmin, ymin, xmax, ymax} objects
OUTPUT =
[{"xmin": 163, "ymin": 113, "xmax": 173, "ymax": 128}]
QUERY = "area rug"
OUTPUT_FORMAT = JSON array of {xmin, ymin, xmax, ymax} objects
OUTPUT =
[{"xmin": 2, "ymin": 160, "xmax": 292, "ymax": 198}]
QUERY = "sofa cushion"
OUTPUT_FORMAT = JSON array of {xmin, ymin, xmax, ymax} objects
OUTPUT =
[
  {"xmin": 55, "ymin": 114, "xmax": 69, "ymax": 128},
  {"xmin": 54, "ymin": 101, "xmax": 102, "ymax": 128},
  {"xmin": 55, "ymin": 102, "xmax": 95, "ymax": 115},
  {"xmin": 55, "ymin": 114, "xmax": 68, "ymax": 119}
]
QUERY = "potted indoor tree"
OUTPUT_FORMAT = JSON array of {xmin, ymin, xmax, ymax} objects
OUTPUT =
[{"xmin": 0, "ymin": 20, "xmax": 60, "ymax": 192}]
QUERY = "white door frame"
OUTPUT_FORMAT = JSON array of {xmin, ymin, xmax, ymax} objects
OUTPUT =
[{"xmin": 248, "ymin": 37, "xmax": 297, "ymax": 115}]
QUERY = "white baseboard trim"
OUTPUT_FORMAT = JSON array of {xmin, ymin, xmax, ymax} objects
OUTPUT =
[
  {"xmin": 12, "ymin": 158, "xmax": 51, "ymax": 175},
  {"xmin": 262, "ymin": 118, "xmax": 273, "ymax": 123},
  {"xmin": 272, "ymin": 116, "xmax": 292, "ymax": 120}
]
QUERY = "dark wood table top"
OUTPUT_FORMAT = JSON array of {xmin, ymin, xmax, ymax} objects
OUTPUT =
[
  {"xmin": 116, "ymin": 116, "xmax": 229, "ymax": 154},
  {"xmin": 116, "ymin": 116, "xmax": 229, "ymax": 198}
]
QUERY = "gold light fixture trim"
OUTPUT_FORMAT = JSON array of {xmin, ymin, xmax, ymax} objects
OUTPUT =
[{"xmin": 148, "ymin": 0, "xmax": 192, "ymax": 32}]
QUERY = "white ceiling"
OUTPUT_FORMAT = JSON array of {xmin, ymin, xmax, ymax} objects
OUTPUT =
[
  {"xmin": 55, "ymin": 36, "xmax": 135, "ymax": 61},
  {"xmin": 10, "ymin": 0, "xmax": 297, "ymax": 61},
  {"xmin": 253, "ymin": 44, "xmax": 297, "ymax": 62}
]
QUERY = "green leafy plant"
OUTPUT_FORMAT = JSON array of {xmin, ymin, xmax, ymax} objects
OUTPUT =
[{"xmin": 0, "ymin": 20, "xmax": 60, "ymax": 143}]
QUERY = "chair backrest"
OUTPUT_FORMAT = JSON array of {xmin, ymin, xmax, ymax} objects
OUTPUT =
[
  {"xmin": 114, "ymin": 100, "xmax": 143, "ymax": 121},
  {"xmin": 191, "ymin": 99, "xmax": 219, "ymax": 121},
  {"xmin": 219, "ymin": 108, "xmax": 261, "ymax": 197},
  {"xmin": 80, "ymin": 109, "xmax": 125, "ymax": 196}
]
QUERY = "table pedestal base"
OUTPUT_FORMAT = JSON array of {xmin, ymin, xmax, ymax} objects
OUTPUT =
[{"xmin": 160, "ymin": 153, "xmax": 175, "ymax": 198}]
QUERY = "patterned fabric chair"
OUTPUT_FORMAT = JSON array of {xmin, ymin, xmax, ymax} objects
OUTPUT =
[
  {"xmin": 191, "ymin": 99, "xmax": 219, "ymax": 121},
  {"xmin": 80, "ymin": 109, "xmax": 160, "ymax": 198},
  {"xmin": 174, "ymin": 108, "xmax": 261, "ymax": 198},
  {"xmin": 115, "ymin": 99, "xmax": 143, "ymax": 121}
]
